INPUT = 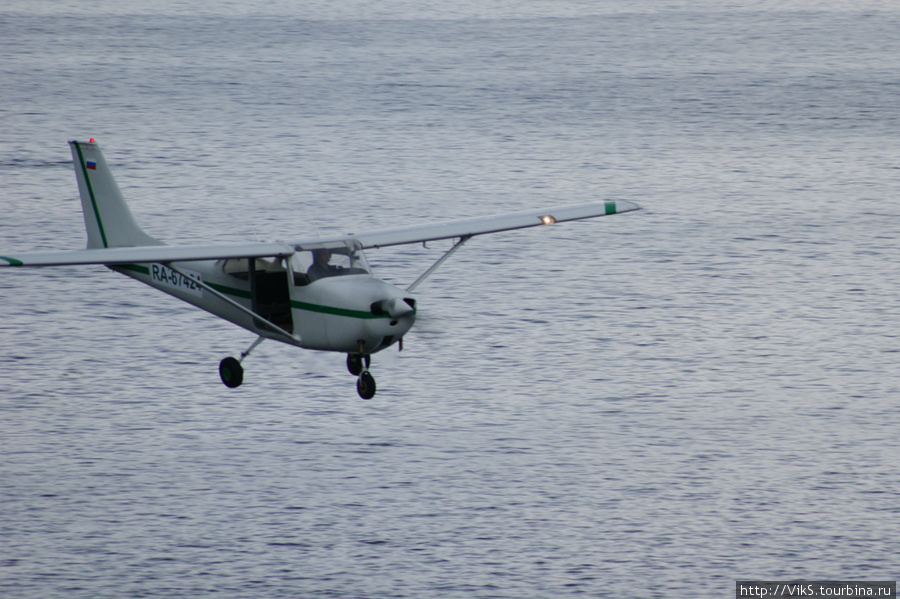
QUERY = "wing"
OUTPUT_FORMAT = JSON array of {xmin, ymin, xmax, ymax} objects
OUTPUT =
[
  {"xmin": 1, "ymin": 200, "xmax": 639, "ymax": 267},
  {"xmin": 0, "ymin": 242, "xmax": 295, "ymax": 268},
  {"xmin": 290, "ymin": 200, "xmax": 641, "ymax": 249}
]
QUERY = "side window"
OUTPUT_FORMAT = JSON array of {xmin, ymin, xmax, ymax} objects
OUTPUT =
[
  {"xmin": 223, "ymin": 257, "xmax": 290, "ymax": 280},
  {"xmin": 291, "ymin": 246, "xmax": 372, "ymax": 283},
  {"xmin": 223, "ymin": 258, "xmax": 250, "ymax": 279},
  {"xmin": 291, "ymin": 252, "xmax": 313, "ymax": 286}
]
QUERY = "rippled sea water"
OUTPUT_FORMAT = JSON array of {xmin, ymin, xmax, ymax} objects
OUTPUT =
[{"xmin": 2, "ymin": 1, "xmax": 900, "ymax": 597}]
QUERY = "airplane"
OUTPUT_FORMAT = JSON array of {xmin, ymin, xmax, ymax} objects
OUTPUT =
[{"xmin": 1, "ymin": 140, "xmax": 641, "ymax": 399}]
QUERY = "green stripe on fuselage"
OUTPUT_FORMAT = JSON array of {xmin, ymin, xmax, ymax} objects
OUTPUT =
[
  {"xmin": 127, "ymin": 271, "xmax": 398, "ymax": 320},
  {"xmin": 1, "ymin": 256, "xmax": 24, "ymax": 266},
  {"xmin": 206, "ymin": 282, "xmax": 391, "ymax": 319},
  {"xmin": 115, "ymin": 263, "xmax": 150, "ymax": 275},
  {"xmin": 205, "ymin": 281, "xmax": 398, "ymax": 320},
  {"xmin": 290, "ymin": 300, "xmax": 391, "ymax": 320},
  {"xmin": 208, "ymin": 281, "xmax": 251, "ymax": 299}
]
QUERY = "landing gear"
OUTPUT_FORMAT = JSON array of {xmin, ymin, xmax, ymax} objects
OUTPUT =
[
  {"xmin": 346, "ymin": 353, "xmax": 371, "ymax": 376},
  {"xmin": 350, "ymin": 340, "xmax": 376, "ymax": 399},
  {"xmin": 349, "ymin": 355, "xmax": 377, "ymax": 399},
  {"xmin": 220, "ymin": 337, "xmax": 380, "ymax": 398},
  {"xmin": 357, "ymin": 371, "xmax": 376, "ymax": 400},
  {"xmin": 219, "ymin": 356, "xmax": 244, "ymax": 388},
  {"xmin": 219, "ymin": 336, "xmax": 264, "ymax": 388}
]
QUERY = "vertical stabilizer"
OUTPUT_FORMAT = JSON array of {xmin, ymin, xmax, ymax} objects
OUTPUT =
[{"xmin": 69, "ymin": 140, "xmax": 162, "ymax": 249}]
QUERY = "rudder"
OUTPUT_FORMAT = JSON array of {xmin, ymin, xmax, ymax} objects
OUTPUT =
[{"xmin": 69, "ymin": 140, "xmax": 161, "ymax": 249}]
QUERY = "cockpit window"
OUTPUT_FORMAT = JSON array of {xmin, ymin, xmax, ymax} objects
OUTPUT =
[
  {"xmin": 291, "ymin": 242, "xmax": 372, "ymax": 284},
  {"xmin": 222, "ymin": 256, "xmax": 286, "ymax": 280}
]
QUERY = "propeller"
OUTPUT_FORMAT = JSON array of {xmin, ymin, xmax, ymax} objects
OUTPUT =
[{"xmin": 371, "ymin": 296, "xmax": 416, "ymax": 318}]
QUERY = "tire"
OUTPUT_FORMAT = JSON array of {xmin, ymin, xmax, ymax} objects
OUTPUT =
[
  {"xmin": 219, "ymin": 357, "xmax": 244, "ymax": 388},
  {"xmin": 347, "ymin": 354, "xmax": 371, "ymax": 376},
  {"xmin": 356, "ymin": 371, "xmax": 376, "ymax": 399},
  {"xmin": 347, "ymin": 354, "xmax": 363, "ymax": 376}
]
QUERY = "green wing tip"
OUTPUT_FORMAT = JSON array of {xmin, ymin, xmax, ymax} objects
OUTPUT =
[{"xmin": 1, "ymin": 256, "xmax": 25, "ymax": 266}]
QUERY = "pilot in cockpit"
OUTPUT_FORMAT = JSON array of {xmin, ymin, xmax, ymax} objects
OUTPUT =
[{"xmin": 307, "ymin": 249, "xmax": 341, "ymax": 281}]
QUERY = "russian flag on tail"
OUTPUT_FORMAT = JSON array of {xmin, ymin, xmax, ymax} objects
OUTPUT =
[{"xmin": 86, "ymin": 161, "xmax": 97, "ymax": 170}]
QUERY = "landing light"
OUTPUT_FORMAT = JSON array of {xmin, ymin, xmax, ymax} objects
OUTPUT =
[{"xmin": 540, "ymin": 215, "xmax": 556, "ymax": 225}]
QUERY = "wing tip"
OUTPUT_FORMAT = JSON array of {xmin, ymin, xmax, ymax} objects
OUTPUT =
[
  {"xmin": 614, "ymin": 200, "xmax": 642, "ymax": 213},
  {"xmin": 0, "ymin": 256, "xmax": 24, "ymax": 267}
]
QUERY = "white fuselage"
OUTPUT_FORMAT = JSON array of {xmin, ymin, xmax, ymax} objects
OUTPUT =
[{"xmin": 112, "ymin": 257, "xmax": 416, "ymax": 355}]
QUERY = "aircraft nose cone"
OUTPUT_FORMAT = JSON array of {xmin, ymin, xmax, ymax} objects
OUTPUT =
[
  {"xmin": 387, "ymin": 297, "xmax": 415, "ymax": 318},
  {"xmin": 371, "ymin": 296, "xmax": 416, "ymax": 318}
]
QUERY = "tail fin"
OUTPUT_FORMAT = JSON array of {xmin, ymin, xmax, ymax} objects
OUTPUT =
[{"xmin": 69, "ymin": 140, "xmax": 162, "ymax": 249}]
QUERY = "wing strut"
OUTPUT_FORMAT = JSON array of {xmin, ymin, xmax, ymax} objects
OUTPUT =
[
  {"xmin": 163, "ymin": 262, "xmax": 301, "ymax": 345},
  {"xmin": 407, "ymin": 236, "xmax": 471, "ymax": 293}
]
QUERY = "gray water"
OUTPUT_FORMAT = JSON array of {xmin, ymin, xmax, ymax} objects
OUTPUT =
[{"xmin": 2, "ymin": 1, "xmax": 900, "ymax": 597}]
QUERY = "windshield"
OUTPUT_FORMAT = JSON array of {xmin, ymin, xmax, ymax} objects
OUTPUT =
[{"xmin": 291, "ymin": 241, "xmax": 372, "ymax": 284}]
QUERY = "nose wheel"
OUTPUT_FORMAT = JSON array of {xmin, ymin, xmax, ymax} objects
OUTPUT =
[
  {"xmin": 347, "ymin": 350, "xmax": 376, "ymax": 399},
  {"xmin": 356, "ymin": 370, "xmax": 376, "ymax": 399}
]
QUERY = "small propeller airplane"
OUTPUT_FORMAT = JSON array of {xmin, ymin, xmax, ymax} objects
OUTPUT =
[{"xmin": 1, "ymin": 141, "xmax": 640, "ymax": 398}]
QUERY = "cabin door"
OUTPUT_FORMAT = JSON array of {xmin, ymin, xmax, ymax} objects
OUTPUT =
[{"xmin": 249, "ymin": 259, "xmax": 294, "ymax": 334}]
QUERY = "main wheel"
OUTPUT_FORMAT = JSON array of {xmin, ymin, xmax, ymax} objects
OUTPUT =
[
  {"xmin": 356, "ymin": 371, "xmax": 376, "ymax": 399},
  {"xmin": 219, "ymin": 356, "xmax": 244, "ymax": 388},
  {"xmin": 347, "ymin": 354, "xmax": 371, "ymax": 376}
]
